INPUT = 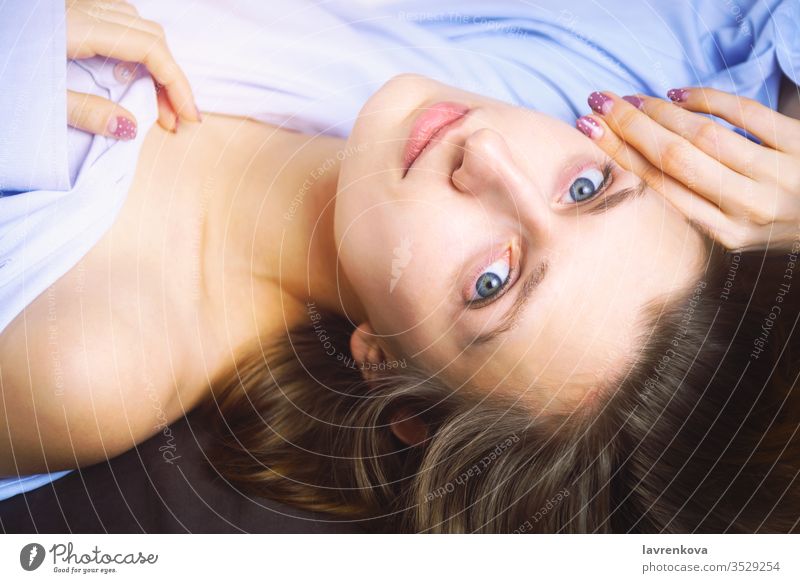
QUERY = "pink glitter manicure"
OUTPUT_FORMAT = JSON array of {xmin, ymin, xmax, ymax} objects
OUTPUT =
[
  {"xmin": 667, "ymin": 88, "xmax": 689, "ymax": 103},
  {"xmin": 588, "ymin": 91, "xmax": 613, "ymax": 115},
  {"xmin": 576, "ymin": 116, "xmax": 603, "ymax": 139},
  {"xmin": 622, "ymin": 95, "xmax": 644, "ymax": 109},
  {"xmin": 108, "ymin": 116, "xmax": 137, "ymax": 140}
]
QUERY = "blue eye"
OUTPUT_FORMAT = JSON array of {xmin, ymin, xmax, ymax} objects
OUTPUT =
[
  {"xmin": 559, "ymin": 163, "xmax": 614, "ymax": 205},
  {"xmin": 568, "ymin": 168, "xmax": 606, "ymax": 202},
  {"xmin": 471, "ymin": 254, "xmax": 511, "ymax": 302}
]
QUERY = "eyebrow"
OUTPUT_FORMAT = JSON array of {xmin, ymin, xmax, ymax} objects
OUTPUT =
[
  {"xmin": 583, "ymin": 176, "xmax": 647, "ymax": 215},
  {"xmin": 468, "ymin": 259, "xmax": 549, "ymax": 348},
  {"xmin": 465, "ymin": 176, "xmax": 647, "ymax": 349}
]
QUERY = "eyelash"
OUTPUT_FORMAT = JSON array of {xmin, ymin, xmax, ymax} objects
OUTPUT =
[
  {"xmin": 594, "ymin": 160, "xmax": 615, "ymax": 201},
  {"xmin": 466, "ymin": 160, "xmax": 615, "ymax": 310},
  {"xmin": 596, "ymin": 161, "xmax": 615, "ymax": 196}
]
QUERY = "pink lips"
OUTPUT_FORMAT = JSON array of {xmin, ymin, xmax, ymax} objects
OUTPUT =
[{"xmin": 403, "ymin": 101, "xmax": 470, "ymax": 173}]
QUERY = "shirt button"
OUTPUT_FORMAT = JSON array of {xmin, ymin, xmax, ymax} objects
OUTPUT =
[{"xmin": 113, "ymin": 61, "xmax": 139, "ymax": 84}]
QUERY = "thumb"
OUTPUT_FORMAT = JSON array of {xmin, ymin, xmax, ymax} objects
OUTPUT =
[{"xmin": 67, "ymin": 90, "xmax": 138, "ymax": 140}]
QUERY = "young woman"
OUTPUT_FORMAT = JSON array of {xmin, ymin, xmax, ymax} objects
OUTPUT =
[{"xmin": 1, "ymin": 0, "xmax": 799, "ymax": 532}]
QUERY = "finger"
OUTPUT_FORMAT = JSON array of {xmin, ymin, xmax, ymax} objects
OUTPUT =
[
  {"xmin": 629, "ymin": 94, "xmax": 800, "ymax": 228},
  {"xmin": 67, "ymin": 90, "xmax": 137, "ymax": 140},
  {"xmin": 75, "ymin": 1, "xmax": 139, "ymax": 19},
  {"xmin": 667, "ymin": 86, "xmax": 800, "ymax": 153},
  {"xmin": 626, "ymin": 94, "xmax": 779, "ymax": 182},
  {"xmin": 105, "ymin": 1, "xmax": 139, "ymax": 17},
  {"xmin": 72, "ymin": 20, "xmax": 199, "ymax": 123},
  {"xmin": 84, "ymin": 7, "xmax": 162, "ymax": 36},
  {"xmin": 587, "ymin": 91, "xmax": 754, "ymax": 216},
  {"xmin": 156, "ymin": 84, "xmax": 178, "ymax": 132},
  {"xmin": 576, "ymin": 113, "xmax": 739, "ymax": 247},
  {"xmin": 575, "ymin": 114, "xmax": 663, "ymax": 186}
]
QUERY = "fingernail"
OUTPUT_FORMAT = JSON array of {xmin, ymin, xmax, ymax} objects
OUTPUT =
[
  {"xmin": 113, "ymin": 61, "xmax": 138, "ymax": 85},
  {"xmin": 622, "ymin": 95, "xmax": 644, "ymax": 109},
  {"xmin": 576, "ymin": 116, "xmax": 603, "ymax": 139},
  {"xmin": 588, "ymin": 91, "xmax": 613, "ymax": 115},
  {"xmin": 667, "ymin": 88, "xmax": 689, "ymax": 103},
  {"xmin": 108, "ymin": 116, "xmax": 137, "ymax": 140}
]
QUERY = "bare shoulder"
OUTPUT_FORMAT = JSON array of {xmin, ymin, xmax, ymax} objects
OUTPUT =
[
  {"xmin": 778, "ymin": 74, "xmax": 800, "ymax": 120},
  {"xmin": 0, "ymin": 265, "xmax": 197, "ymax": 474}
]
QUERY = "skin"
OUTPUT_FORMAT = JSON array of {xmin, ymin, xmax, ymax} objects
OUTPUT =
[{"xmin": 336, "ymin": 75, "xmax": 709, "ymax": 413}]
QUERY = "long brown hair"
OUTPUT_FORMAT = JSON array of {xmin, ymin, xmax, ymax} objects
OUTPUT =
[{"xmin": 203, "ymin": 243, "xmax": 800, "ymax": 532}]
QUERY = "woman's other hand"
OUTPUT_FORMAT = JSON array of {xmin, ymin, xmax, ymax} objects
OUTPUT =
[
  {"xmin": 65, "ymin": 0, "xmax": 199, "ymax": 139},
  {"xmin": 576, "ymin": 87, "xmax": 800, "ymax": 253}
]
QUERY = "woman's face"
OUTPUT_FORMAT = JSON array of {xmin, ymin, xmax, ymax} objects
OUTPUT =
[{"xmin": 336, "ymin": 75, "xmax": 708, "ymax": 412}]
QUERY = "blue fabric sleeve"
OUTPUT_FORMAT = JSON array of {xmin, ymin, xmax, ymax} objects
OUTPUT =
[
  {"xmin": 698, "ymin": 0, "xmax": 800, "ymax": 110},
  {"xmin": 0, "ymin": 0, "xmax": 69, "ymax": 194},
  {"xmin": 0, "ymin": 471, "xmax": 73, "ymax": 502}
]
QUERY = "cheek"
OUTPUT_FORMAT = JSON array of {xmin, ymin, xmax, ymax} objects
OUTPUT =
[{"xmin": 337, "ymin": 206, "xmax": 435, "ymax": 321}]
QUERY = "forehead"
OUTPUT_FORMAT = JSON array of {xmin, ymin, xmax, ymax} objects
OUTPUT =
[{"xmin": 410, "ymin": 187, "xmax": 708, "ymax": 407}]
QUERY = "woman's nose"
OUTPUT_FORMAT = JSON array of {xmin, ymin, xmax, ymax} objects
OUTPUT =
[{"xmin": 451, "ymin": 128, "xmax": 550, "ymax": 236}]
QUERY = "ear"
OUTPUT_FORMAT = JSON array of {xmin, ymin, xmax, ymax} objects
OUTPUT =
[
  {"xmin": 350, "ymin": 322, "xmax": 385, "ymax": 382},
  {"xmin": 389, "ymin": 406, "xmax": 429, "ymax": 447}
]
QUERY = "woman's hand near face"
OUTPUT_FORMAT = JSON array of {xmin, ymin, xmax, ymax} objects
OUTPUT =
[
  {"xmin": 575, "ymin": 87, "xmax": 800, "ymax": 253},
  {"xmin": 65, "ymin": 0, "xmax": 199, "ymax": 139}
]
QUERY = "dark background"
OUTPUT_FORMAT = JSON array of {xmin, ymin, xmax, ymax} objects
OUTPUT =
[{"xmin": 0, "ymin": 410, "xmax": 365, "ymax": 533}]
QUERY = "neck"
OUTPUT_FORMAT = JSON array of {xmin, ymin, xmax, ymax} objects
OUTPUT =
[{"xmin": 243, "ymin": 128, "xmax": 367, "ymax": 326}]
